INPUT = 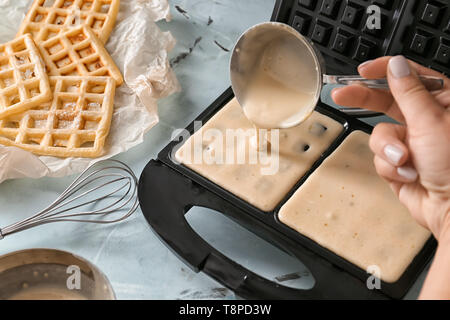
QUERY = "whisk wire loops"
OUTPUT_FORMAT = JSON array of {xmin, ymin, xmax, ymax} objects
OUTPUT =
[{"xmin": 0, "ymin": 160, "xmax": 139, "ymax": 239}]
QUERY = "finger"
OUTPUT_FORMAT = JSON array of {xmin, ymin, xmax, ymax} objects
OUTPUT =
[
  {"xmin": 331, "ymin": 86, "xmax": 405, "ymax": 122},
  {"xmin": 358, "ymin": 57, "xmax": 391, "ymax": 79},
  {"xmin": 397, "ymin": 183, "xmax": 430, "ymax": 233},
  {"xmin": 370, "ymin": 123, "xmax": 409, "ymax": 166},
  {"xmin": 358, "ymin": 57, "xmax": 392, "ymax": 79},
  {"xmin": 387, "ymin": 56, "xmax": 445, "ymax": 131},
  {"xmin": 383, "ymin": 180, "xmax": 429, "ymax": 231},
  {"xmin": 388, "ymin": 181, "xmax": 403, "ymax": 198},
  {"xmin": 374, "ymin": 155, "xmax": 419, "ymax": 184}
]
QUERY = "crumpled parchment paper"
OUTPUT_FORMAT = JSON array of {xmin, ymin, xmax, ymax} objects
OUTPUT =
[{"xmin": 0, "ymin": 0, "xmax": 180, "ymax": 183}]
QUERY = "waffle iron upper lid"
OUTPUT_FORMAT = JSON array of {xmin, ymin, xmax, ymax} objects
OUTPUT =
[{"xmin": 286, "ymin": 0, "xmax": 450, "ymax": 76}]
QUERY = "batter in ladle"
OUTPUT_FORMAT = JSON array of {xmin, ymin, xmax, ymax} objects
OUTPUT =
[{"xmin": 242, "ymin": 35, "xmax": 320, "ymax": 129}]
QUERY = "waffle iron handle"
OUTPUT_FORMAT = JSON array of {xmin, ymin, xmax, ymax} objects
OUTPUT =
[
  {"xmin": 139, "ymin": 160, "xmax": 388, "ymax": 299},
  {"xmin": 139, "ymin": 161, "xmax": 326, "ymax": 299}
]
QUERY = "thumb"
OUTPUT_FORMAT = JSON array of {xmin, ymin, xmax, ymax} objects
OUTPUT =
[{"xmin": 387, "ymin": 56, "xmax": 444, "ymax": 132}]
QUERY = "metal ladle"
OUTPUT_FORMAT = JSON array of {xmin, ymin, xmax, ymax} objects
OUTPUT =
[{"xmin": 230, "ymin": 22, "xmax": 444, "ymax": 123}]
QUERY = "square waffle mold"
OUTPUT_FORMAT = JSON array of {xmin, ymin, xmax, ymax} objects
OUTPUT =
[
  {"xmin": 175, "ymin": 98, "xmax": 345, "ymax": 212},
  {"xmin": 37, "ymin": 25, "xmax": 123, "ymax": 85}
]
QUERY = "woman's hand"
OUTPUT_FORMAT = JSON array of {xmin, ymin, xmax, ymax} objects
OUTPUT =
[{"xmin": 332, "ymin": 56, "xmax": 450, "ymax": 240}]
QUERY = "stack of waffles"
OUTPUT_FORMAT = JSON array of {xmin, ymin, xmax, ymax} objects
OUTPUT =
[{"xmin": 0, "ymin": 0, "xmax": 123, "ymax": 158}]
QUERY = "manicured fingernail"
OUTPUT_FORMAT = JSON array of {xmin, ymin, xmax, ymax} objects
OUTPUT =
[
  {"xmin": 389, "ymin": 56, "xmax": 410, "ymax": 78},
  {"xmin": 358, "ymin": 60, "xmax": 373, "ymax": 70},
  {"xmin": 384, "ymin": 145, "xmax": 404, "ymax": 166},
  {"xmin": 397, "ymin": 166, "xmax": 418, "ymax": 182}
]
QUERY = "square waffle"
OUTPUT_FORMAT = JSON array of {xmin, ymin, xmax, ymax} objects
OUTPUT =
[
  {"xmin": 37, "ymin": 25, "xmax": 123, "ymax": 85},
  {"xmin": 0, "ymin": 34, "xmax": 52, "ymax": 120},
  {"xmin": 0, "ymin": 76, "xmax": 115, "ymax": 158},
  {"xmin": 17, "ymin": 0, "xmax": 120, "ymax": 44}
]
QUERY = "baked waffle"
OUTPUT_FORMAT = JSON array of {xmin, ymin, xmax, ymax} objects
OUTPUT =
[
  {"xmin": 37, "ymin": 25, "xmax": 123, "ymax": 85},
  {"xmin": 17, "ymin": 0, "xmax": 120, "ymax": 44},
  {"xmin": 0, "ymin": 76, "xmax": 115, "ymax": 158},
  {"xmin": 0, "ymin": 34, "xmax": 52, "ymax": 120}
]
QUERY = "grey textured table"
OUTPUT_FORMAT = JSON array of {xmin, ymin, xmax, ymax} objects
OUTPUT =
[{"xmin": 0, "ymin": 0, "xmax": 427, "ymax": 299}]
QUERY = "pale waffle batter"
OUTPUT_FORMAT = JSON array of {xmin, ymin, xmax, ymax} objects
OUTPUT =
[
  {"xmin": 0, "ymin": 34, "xmax": 52, "ymax": 119},
  {"xmin": 0, "ymin": 76, "xmax": 115, "ymax": 158},
  {"xmin": 279, "ymin": 131, "xmax": 431, "ymax": 283},
  {"xmin": 17, "ymin": 0, "xmax": 120, "ymax": 44},
  {"xmin": 176, "ymin": 98, "xmax": 344, "ymax": 212},
  {"xmin": 37, "ymin": 25, "xmax": 123, "ymax": 86}
]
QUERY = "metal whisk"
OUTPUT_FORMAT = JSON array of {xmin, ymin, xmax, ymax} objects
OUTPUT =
[{"xmin": 0, "ymin": 160, "xmax": 139, "ymax": 239}]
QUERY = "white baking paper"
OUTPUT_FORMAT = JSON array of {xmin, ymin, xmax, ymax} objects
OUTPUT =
[{"xmin": 0, "ymin": 0, "xmax": 180, "ymax": 183}]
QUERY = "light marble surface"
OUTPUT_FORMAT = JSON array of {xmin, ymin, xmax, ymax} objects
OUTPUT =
[{"xmin": 0, "ymin": 0, "xmax": 427, "ymax": 300}]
